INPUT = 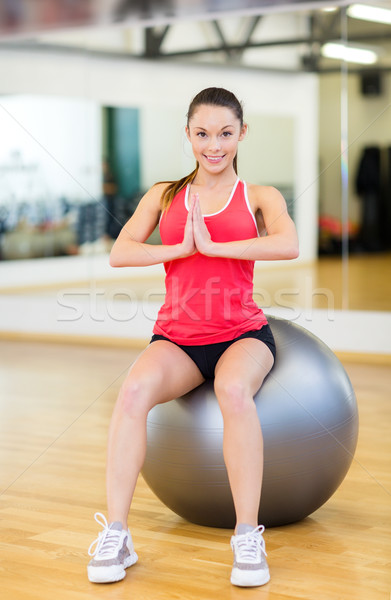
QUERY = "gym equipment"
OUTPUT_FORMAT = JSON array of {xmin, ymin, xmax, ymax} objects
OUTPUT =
[{"xmin": 141, "ymin": 316, "xmax": 359, "ymax": 528}]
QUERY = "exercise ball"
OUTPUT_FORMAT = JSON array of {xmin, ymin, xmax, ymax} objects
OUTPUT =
[{"xmin": 141, "ymin": 316, "xmax": 359, "ymax": 528}]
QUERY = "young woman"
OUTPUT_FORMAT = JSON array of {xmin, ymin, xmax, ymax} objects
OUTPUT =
[{"xmin": 87, "ymin": 87, "xmax": 299, "ymax": 588}]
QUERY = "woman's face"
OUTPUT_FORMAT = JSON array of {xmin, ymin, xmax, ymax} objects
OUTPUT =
[{"xmin": 186, "ymin": 104, "xmax": 247, "ymax": 174}]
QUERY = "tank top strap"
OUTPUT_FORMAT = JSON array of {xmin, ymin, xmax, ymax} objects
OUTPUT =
[
  {"xmin": 228, "ymin": 180, "xmax": 258, "ymax": 232},
  {"xmin": 228, "ymin": 179, "xmax": 244, "ymax": 207}
]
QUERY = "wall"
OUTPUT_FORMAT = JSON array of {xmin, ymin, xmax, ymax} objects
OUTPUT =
[{"xmin": 0, "ymin": 48, "xmax": 319, "ymax": 263}]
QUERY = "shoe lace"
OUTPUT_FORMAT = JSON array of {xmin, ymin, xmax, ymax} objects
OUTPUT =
[
  {"xmin": 234, "ymin": 525, "xmax": 267, "ymax": 563},
  {"xmin": 88, "ymin": 512, "xmax": 122, "ymax": 558}
]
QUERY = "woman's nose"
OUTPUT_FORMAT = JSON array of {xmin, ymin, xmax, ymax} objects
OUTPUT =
[{"xmin": 208, "ymin": 136, "xmax": 221, "ymax": 152}]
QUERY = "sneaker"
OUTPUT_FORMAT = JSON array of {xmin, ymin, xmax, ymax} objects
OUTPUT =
[
  {"xmin": 87, "ymin": 512, "xmax": 138, "ymax": 583},
  {"xmin": 230, "ymin": 524, "xmax": 270, "ymax": 587}
]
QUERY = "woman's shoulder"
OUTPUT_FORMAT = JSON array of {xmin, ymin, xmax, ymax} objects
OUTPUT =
[
  {"xmin": 138, "ymin": 182, "xmax": 168, "ymax": 206},
  {"xmin": 245, "ymin": 182, "xmax": 287, "ymax": 209},
  {"xmin": 148, "ymin": 180, "xmax": 187, "ymax": 202},
  {"xmin": 128, "ymin": 183, "xmax": 168, "ymax": 224},
  {"xmin": 150, "ymin": 181, "xmax": 171, "ymax": 196}
]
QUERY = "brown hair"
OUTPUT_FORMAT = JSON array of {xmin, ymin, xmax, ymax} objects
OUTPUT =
[{"xmin": 159, "ymin": 87, "xmax": 244, "ymax": 212}]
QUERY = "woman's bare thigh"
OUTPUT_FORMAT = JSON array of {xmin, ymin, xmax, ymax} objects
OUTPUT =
[
  {"xmin": 214, "ymin": 337, "xmax": 274, "ymax": 397},
  {"xmin": 122, "ymin": 340, "xmax": 205, "ymax": 407}
]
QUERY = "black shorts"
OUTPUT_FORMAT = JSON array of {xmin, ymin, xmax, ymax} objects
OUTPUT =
[{"xmin": 150, "ymin": 324, "xmax": 276, "ymax": 380}]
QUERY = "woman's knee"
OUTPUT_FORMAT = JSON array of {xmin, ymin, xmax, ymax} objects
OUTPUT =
[
  {"xmin": 214, "ymin": 377, "xmax": 255, "ymax": 417},
  {"xmin": 117, "ymin": 376, "xmax": 155, "ymax": 418}
]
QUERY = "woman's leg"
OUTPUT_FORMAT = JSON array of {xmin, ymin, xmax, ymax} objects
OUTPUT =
[
  {"xmin": 106, "ymin": 340, "xmax": 205, "ymax": 528},
  {"xmin": 214, "ymin": 338, "xmax": 274, "ymax": 529}
]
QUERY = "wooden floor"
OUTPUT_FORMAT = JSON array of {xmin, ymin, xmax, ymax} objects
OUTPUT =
[{"xmin": 0, "ymin": 339, "xmax": 390, "ymax": 600}]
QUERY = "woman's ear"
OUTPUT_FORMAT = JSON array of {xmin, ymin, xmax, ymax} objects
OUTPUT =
[
  {"xmin": 239, "ymin": 123, "xmax": 248, "ymax": 141},
  {"xmin": 185, "ymin": 126, "xmax": 191, "ymax": 142}
]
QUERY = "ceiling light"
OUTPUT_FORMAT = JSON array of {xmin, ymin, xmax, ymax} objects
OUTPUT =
[
  {"xmin": 321, "ymin": 42, "xmax": 378, "ymax": 64},
  {"xmin": 347, "ymin": 3, "xmax": 391, "ymax": 25},
  {"xmin": 321, "ymin": 6, "xmax": 339, "ymax": 12}
]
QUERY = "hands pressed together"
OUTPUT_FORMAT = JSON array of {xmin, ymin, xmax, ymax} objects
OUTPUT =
[{"xmin": 182, "ymin": 193, "xmax": 214, "ymax": 257}]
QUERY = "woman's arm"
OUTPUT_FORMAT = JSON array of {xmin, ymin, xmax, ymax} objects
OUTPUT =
[
  {"xmin": 109, "ymin": 184, "xmax": 195, "ymax": 267},
  {"xmin": 193, "ymin": 185, "xmax": 299, "ymax": 261}
]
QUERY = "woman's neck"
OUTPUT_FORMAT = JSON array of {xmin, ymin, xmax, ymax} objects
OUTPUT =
[{"xmin": 192, "ymin": 166, "xmax": 237, "ymax": 190}]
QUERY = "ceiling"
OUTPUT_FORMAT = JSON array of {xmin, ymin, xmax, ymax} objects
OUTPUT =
[{"xmin": 1, "ymin": 1, "xmax": 391, "ymax": 73}]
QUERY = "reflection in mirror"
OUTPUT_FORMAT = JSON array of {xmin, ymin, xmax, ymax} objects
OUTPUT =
[
  {"xmin": 318, "ymin": 5, "xmax": 391, "ymax": 313},
  {"xmin": 0, "ymin": 95, "xmax": 102, "ymax": 260},
  {"xmin": 346, "ymin": 4, "xmax": 391, "ymax": 313}
]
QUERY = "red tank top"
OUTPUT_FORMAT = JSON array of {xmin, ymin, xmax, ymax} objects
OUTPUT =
[{"xmin": 153, "ymin": 178, "xmax": 267, "ymax": 344}]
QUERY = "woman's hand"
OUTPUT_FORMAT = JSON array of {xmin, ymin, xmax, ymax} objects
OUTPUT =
[
  {"xmin": 192, "ymin": 194, "xmax": 214, "ymax": 255},
  {"xmin": 178, "ymin": 193, "xmax": 215, "ymax": 258},
  {"xmin": 179, "ymin": 194, "xmax": 197, "ymax": 257}
]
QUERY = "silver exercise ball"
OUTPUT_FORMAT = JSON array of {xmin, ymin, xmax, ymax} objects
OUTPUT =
[{"xmin": 141, "ymin": 316, "xmax": 359, "ymax": 528}]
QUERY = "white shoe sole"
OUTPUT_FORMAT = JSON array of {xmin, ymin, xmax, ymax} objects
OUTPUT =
[
  {"xmin": 88, "ymin": 551, "xmax": 138, "ymax": 583},
  {"xmin": 231, "ymin": 567, "xmax": 270, "ymax": 587}
]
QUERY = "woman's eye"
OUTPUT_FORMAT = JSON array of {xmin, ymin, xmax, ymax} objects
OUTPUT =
[
  {"xmin": 197, "ymin": 132, "xmax": 207, "ymax": 138},
  {"xmin": 222, "ymin": 131, "xmax": 233, "ymax": 137}
]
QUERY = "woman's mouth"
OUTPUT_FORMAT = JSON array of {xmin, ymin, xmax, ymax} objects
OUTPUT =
[{"xmin": 204, "ymin": 155, "xmax": 225, "ymax": 164}]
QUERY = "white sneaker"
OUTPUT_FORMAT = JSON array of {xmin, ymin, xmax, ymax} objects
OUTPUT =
[
  {"xmin": 230, "ymin": 524, "xmax": 270, "ymax": 587},
  {"xmin": 87, "ymin": 513, "xmax": 138, "ymax": 583}
]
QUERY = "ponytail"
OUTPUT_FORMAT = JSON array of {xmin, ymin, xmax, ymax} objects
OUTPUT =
[{"xmin": 159, "ymin": 163, "xmax": 199, "ymax": 212}]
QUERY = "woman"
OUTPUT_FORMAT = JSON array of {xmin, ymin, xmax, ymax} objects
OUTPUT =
[{"xmin": 87, "ymin": 87, "xmax": 299, "ymax": 588}]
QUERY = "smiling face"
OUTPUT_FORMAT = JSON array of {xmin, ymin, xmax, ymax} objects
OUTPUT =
[{"xmin": 186, "ymin": 104, "xmax": 247, "ymax": 175}]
